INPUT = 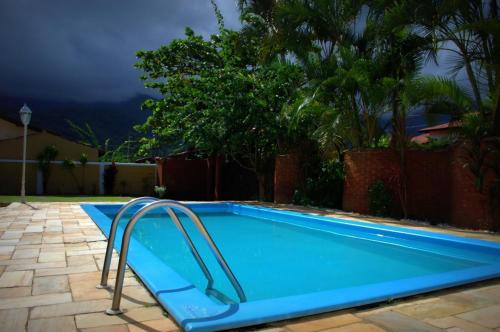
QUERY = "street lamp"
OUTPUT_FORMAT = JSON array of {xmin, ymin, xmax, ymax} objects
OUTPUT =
[{"xmin": 19, "ymin": 104, "xmax": 32, "ymax": 203}]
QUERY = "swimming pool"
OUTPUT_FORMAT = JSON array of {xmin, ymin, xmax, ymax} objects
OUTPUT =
[{"xmin": 82, "ymin": 202, "xmax": 500, "ymax": 331}]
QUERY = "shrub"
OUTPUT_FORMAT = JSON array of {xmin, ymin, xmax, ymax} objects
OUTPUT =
[
  {"xmin": 154, "ymin": 185, "xmax": 167, "ymax": 198},
  {"xmin": 293, "ymin": 159, "xmax": 344, "ymax": 208},
  {"xmin": 368, "ymin": 180, "xmax": 394, "ymax": 217}
]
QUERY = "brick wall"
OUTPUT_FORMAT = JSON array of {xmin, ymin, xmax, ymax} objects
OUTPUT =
[
  {"xmin": 156, "ymin": 155, "xmax": 258, "ymax": 201},
  {"xmin": 343, "ymin": 149, "xmax": 399, "ymax": 214},
  {"xmin": 274, "ymin": 153, "xmax": 302, "ymax": 204},
  {"xmin": 343, "ymin": 143, "xmax": 499, "ymax": 230},
  {"xmin": 406, "ymin": 150, "xmax": 451, "ymax": 222}
]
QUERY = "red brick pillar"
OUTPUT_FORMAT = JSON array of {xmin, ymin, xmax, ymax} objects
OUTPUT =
[
  {"xmin": 274, "ymin": 153, "xmax": 301, "ymax": 204},
  {"xmin": 155, "ymin": 157, "xmax": 165, "ymax": 187}
]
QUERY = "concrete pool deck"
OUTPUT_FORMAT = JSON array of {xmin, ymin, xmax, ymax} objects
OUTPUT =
[{"xmin": 0, "ymin": 202, "xmax": 499, "ymax": 332}]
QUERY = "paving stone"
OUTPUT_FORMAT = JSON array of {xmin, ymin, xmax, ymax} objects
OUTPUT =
[
  {"xmin": 33, "ymin": 275, "xmax": 69, "ymax": 295},
  {"xmin": 457, "ymin": 305, "xmax": 500, "ymax": 329},
  {"xmin": 75, "ymin": 307, "xmax": 165, "ymax": 329},
  {"xmin": 394, "ymin": 298, "xmax": 473, "ymax": 319},
  {"xmin": 69, "ymin": 272, "xmax": 111, "ymax": 301},
  {"xmin": 0, "ymin": 286, "xmax": 32, "ymax": 298},
  {"xmin": 0, "ymin": 292, "xmax": 72, "ymax": 309},
  {"xmin": 38, "ymin": 251, "xmax": 65, "ymax": 262},
  {"xmin": 12, "ymin": 248, "xmax": 40, "ymax": 259},
  {"xmin": 0, "ymin": 245, "xmax": 15, "ymax": 255},
  {"xmin": 0, "ymin": 257, "xmax": 37, "ymax": 266},
  {"xmin": 25, "ymin": 226, "xmax": 44, "ymax": 233},
  {"xmin": 1, "ymin": 231, "xmax": 24, "ymax": 240},
  {"xmin": 284, "ymin": 313, "xmax": 361, "ymax": 331},
  {"xmin": 0, "ymin": 308, "xmax": 29, "ymax": 332},
  {"xmin": 0, "ymin": 270, "xmax": 33, "ymax": 287},
  {"xmin": 121, "ymin": 286, "xmax": 156, "ymax": 306},
  {"xmin": 31, "ymin": 299, "xmax": 111, "ymax": 319},
  {"xmin": 365, "ymin": 311, "xmax": 442, "ymax": 332},
  {"xmin": 322, "ymin": 322, "xmax": 387, "ymax": 332},
  {"xmin": 0, "ymin": 239, "xmax": 20, "ymax": 246},
  {"xmin": 67, "ymin": 248, "xmax": 106, "ymax": 256},
  {"xmin": 81, "ymin": 325, "xmax": 130, "ymax": 332},
  {"xmin": 67, "ymin": 254, "xmax": 95, "ymax": 266},
  {"xmin": 42, "ymin": 235, "xmax": 63, "ymax": 244},
  {"xmin": 18, "ymin": 234, "xmax": 42, "ymax": 245},
  {"xmin": 35, "ymin": 264, "xmax": 97, "ymax": 277},
  {"xmin": 127, "ymin": 318, "xmax": 178, "ymax": 332},
  {"xmin": 424, "ymin": 316, "xmax": 492, "ymax": 332},
  {"xmin": 28, "ymin": 316, "xmax": 77, "ymax": 332},
  {"xmin": 443, "ymin": 292, "xmax": 497, "ymax": 310},
  {"xmin": 6, "ymin": 261, "xmax": 66, "ymax": 272}
]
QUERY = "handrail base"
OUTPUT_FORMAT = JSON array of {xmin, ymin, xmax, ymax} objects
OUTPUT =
[
  {"xmin": 96, "ymin": 284, "xmax": 110, "ymax": 289},
  {"xmin": 106, "ymin": 308, "xmax": 123, "ymax": 315}
]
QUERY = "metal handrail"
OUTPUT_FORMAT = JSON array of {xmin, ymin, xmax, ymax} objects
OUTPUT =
[
  {"xmin": 106, "ymin": 200, "xmax": 247, "ymax": 315},
  {"xmin": 97, "ymin": 196, "xmax": 158, "ymax": 288}
]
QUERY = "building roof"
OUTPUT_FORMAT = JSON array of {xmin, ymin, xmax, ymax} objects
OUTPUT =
[
  {"xmin": 0, "ymin": 114, "xmax": 98, "ymax": 150},
  {"xmin": 418, "ymin": 121, "xmax": 461, "ymax": 133},
  {"xmin": 411, "ymin": 133, "xmax": 433, "ymax": 144}
]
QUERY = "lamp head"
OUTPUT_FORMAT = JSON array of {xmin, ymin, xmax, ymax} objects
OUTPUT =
[{"xmin": 19, "ymin": 104, "xmax": 32, "ymax": 126}]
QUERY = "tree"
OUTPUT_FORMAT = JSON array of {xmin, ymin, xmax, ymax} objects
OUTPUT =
[{"xmin": 135, "ymin": 24, "xmax": 302, "ymax": 199}]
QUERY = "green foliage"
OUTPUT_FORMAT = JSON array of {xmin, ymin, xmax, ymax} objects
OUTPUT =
[
  {"xmin": 61, "ymin": 159, "xmax": 75, "ymax": 170},
  {"xmin": 369, "ymin": 136, "xmax": 391, "ymax": 149},
  {"xmin": 410, "ymin": 136, "xmax": 451, "ymax": 150},
  {"xmin": 79, "ymin": 153, "xmax": 88, "ymax": 166},
  {"xmin": 67, "ymin": 120, "xmax": 101, "ymax": 149},
  {"xmin": 135, "ymin": 21, "xmax": 303, "ymax": 199},
  {"xmin": 154, "ymin": 185, "xmax": 167, "ymax": 198},
  {"xmin": 368, "ymin": 180, "xmax": 395, "ymax": 218},
  {"xmin": 293, "ymin": 159, "xmax": 344, "ymax": 208},
  {"xmin": 459, "ymin": 113, "xmax": 495, "ymax": 192},
  {"xmin": 37, "ymin": 145, "xmax": 58, "ymax": 194}
]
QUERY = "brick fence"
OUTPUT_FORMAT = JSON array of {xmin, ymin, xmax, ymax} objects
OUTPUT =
[
  {"xmin": 343, "ymin": 142, "xmax": 499, "ymax": 230},
  {"xmin": 274, "ymin": 154, "xmax": 302, "ymax": 204},
  {"xmin": 155, "ymin": 154, "xmax": 258, "ymax": 201}
]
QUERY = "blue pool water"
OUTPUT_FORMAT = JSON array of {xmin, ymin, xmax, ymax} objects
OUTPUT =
[{"xmin": 83, "ymin": 203, "xmax": 500, "ymax": 331}]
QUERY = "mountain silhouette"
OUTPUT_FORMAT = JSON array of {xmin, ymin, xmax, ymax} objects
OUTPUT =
[{"xmin": 0, "ymin": 93, "xmax": 152, "ymax": 148}]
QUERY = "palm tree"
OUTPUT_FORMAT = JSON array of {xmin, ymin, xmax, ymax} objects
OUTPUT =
[{"xmin": 414, "ymin": 0, "xmax": 499, "ymax": 130}]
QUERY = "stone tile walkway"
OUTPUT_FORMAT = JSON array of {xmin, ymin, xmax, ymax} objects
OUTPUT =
[{"xmin": 0, "ymin": 202, "xmax": 498, "ymax": 332}]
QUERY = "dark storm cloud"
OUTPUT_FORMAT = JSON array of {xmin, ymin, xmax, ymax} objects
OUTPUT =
[{"xmin": 0, "ymin": 0, "xmax": 241, "ymax": 102}]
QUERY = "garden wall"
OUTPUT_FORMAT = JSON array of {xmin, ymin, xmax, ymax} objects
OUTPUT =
[
  {"xmin": 343, "ymin": 143, "xmax": 499, "ymax": 230},
  {"xmin": 0, "ymin": 160, "xmax": 156, "ymax": 196},
  {"xmin": 274, "ymin": 154, "xmax": 301, "ymax": 204},
  {"xmin": 156, "ymin": 155, "xmax": 258, "ymax": 201}
]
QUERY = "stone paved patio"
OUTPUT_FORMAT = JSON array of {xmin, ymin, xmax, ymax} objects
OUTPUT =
[{"xmin": 0, "ymin": 202, "xmax": 499, "ymax": 332}]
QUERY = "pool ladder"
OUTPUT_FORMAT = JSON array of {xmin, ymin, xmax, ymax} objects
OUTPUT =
[{"xmin": 97, "ymin": 197, "xmax": 247, "ymax": 315}]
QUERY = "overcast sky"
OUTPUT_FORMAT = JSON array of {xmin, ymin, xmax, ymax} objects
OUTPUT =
[
  {"xmin": 0, "ymin": 0, "xmax": 241, "ymax": 102},
  {"xmin": 0, "ymin": 1, "xmax": 468, "ymax": 105}
]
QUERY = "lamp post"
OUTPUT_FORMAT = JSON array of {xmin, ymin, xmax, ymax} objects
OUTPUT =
[{"xmin": 19, "ymin": 104, "xmax": 32, "ymax": 203}]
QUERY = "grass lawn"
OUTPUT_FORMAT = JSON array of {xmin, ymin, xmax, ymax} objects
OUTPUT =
[{"xmin": 0, "ymin": 195, "xmax": 134, "ymax": 203}]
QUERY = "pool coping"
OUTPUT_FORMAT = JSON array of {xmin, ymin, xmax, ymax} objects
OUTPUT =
[{"xmin": 81, "ymin": 202, "xmax": 500, "ymax": 332}]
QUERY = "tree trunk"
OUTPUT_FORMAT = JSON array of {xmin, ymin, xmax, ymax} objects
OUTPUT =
[
  {"xmin": 257, "ymin": 175, "xmax": 266, "ymax": 201},
  {"xmin": 463, "ymin": 55, "xmax": 483, "ymax": 114},
  {"xmin": 392, "ymin": 93, "xmax": 408, "ymax": 218}
]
